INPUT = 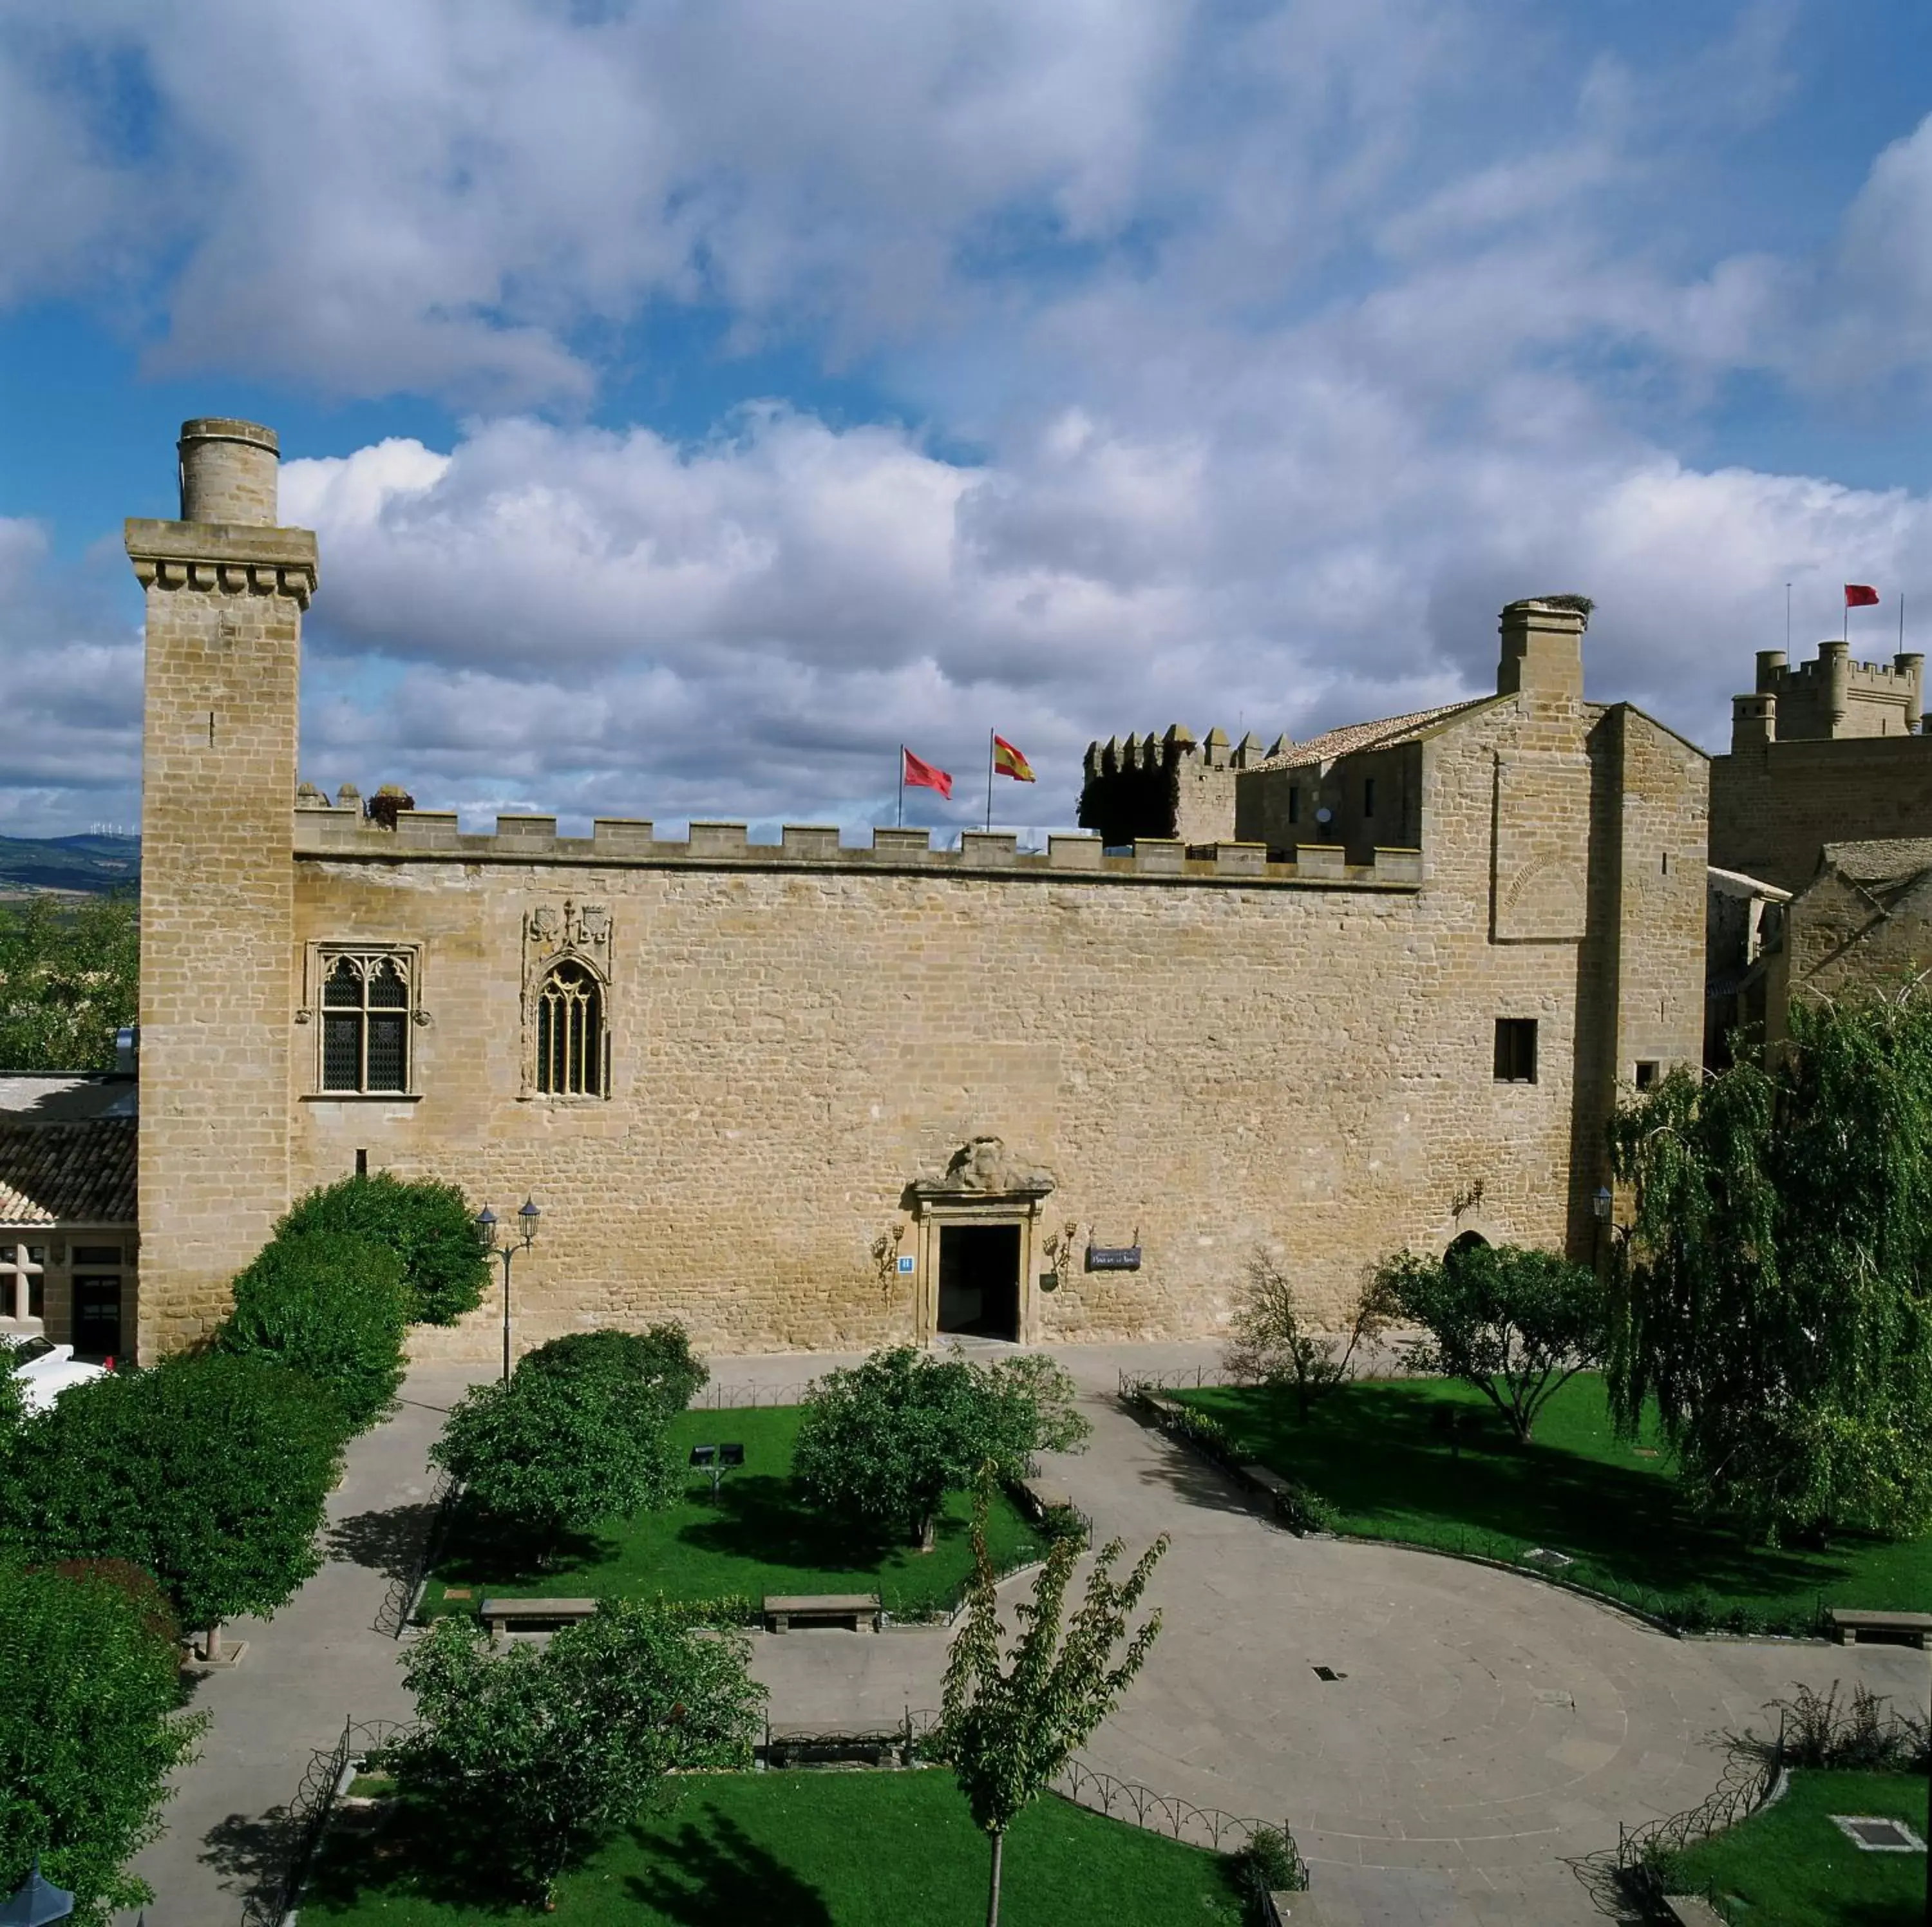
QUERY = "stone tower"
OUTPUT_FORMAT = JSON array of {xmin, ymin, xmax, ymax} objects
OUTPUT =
[{"xmin": 126, "ymin": 420, "xmax": 315, "ymax": 1359}]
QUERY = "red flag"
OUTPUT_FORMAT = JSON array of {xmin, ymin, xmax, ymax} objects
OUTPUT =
[
  {"xmin": 1845, "ymin": 584, "xmax": 1880, "ymax": 607},
  {"xmin": 902, "ymin": 748, "xmax": 952, "ymax": 798}
]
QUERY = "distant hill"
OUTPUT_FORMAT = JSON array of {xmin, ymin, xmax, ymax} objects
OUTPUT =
[{"xmin": 0, "ymin": 834, "xmax": 141, "ymax": 897}]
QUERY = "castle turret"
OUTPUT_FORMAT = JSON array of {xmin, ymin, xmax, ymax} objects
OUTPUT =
[{"xmin": 126, "ymin": 420, "xmax": 315, "ymax": 1358}]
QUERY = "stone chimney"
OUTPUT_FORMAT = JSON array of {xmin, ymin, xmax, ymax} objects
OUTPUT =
[{"xmin": 1495, "ymin": 598, "xmax": 1586, "ymax": 707}]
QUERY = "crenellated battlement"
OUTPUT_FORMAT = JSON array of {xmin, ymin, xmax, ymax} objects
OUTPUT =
[
  {"xmin": 290, "ymin": 799, "xmax": 1423, "ymax": 889},
  {"xmin": 1733, "ymin": 640, "xmax": 1925, "ymax": 748}
]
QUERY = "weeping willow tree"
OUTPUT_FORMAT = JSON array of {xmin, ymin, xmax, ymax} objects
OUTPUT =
[{"xmin": 1607, "ymin": 985, "xmax": 1932, "ymax": 1542}]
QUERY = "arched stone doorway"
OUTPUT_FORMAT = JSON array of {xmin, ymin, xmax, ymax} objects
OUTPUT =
[{"xmin": 908, "ymin": 1137, "xmax": 1056, "ymax": 1345}]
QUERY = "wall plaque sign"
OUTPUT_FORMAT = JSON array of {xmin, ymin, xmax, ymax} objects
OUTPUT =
[{"xmin": 1086, "ymin": 1244, "xmax": 1142, "ymax": 1272}]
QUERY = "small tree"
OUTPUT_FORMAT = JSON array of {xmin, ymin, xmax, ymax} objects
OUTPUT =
[
  {"xmin": 213, "ymin": 1233, "xmax": 412, "ymax": 1436},
  {"xmin": 8, "ymin": 1355, "xmax": 342, "ymax": 1652},
  {"xmin": 386, "ymin": 1599, "xmax": 766, "ymax": 1905},
  {"xmin": 275, "ymin": 1170, "xmax": 488, "ymax": 1325},
  {"xmin": 1224, "ymin": 1249, "xmax": 1390, "ymax": 1419},
  {"xmin": 431, "ymin": 1360, "xmax": 683, "ymax": 1559},
  {"xmin": 794, "ymin": 1346, "xmax": 1083, "ymax": 1551},
  {"xmin": 938, "ymin": 1477, "xmax": 1168, "ymax": 1927},
  {"xmin": 0, "ymin": 1562, "xmax": 205, "ymax": 1924},
  {"xmin": 1373, "ymin": 1242, "xmax": 1604, "ymax": 1443}
]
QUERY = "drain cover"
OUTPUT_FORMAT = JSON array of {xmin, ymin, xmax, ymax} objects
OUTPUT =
[
  {"xmin": 1832, "ymin": 1815, "xmax": 1926, "ymax": 1852},
  {"xmin": 1312, "ymin": 1665, "xmax": 1347, "ymax": 1682}
]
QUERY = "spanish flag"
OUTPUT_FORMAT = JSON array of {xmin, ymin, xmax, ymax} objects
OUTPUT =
[{"xmin": 992, "ymin": 734, "xmax": 1036, "ymax": 783}]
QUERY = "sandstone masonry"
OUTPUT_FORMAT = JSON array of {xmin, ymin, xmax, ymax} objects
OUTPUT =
[{"xmin": 133, "ymin": 422, "xmax": 1707, "ymax": 1364}]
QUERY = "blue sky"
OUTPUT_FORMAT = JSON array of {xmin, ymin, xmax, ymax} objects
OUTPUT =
[{"xmin": 3, "ymin": 0, "xmax": 1932, "ymax": 837}]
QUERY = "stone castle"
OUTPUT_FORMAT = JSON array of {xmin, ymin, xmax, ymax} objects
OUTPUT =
[{"xmin": 113, "ymin": 416, "xmax": 1721, "ymax": 1365}]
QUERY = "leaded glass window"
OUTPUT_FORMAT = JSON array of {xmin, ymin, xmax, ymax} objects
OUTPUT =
[
  {"xmin": 536, "ymin": 961, "xmax": 604, "ymax": 1096},
  {"xmin": 319, "ymin": 953, "xmax": 413, "ymax": 1092}
]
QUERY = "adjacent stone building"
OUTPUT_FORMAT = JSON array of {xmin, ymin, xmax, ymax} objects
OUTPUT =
[
  {"xmin": 130, "ymin": 419, "xmax": 1707, "ymax": 1365},
  {"xmin": 1707, "ymin": 640, "xmax": 1932, "ymax": 1059}
]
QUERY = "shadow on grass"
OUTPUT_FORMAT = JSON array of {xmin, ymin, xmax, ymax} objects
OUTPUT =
[
  {"xmin": 303, "ymin": 1802, "xmax": 533, "ymax": 1917},
  {"xmin": 1188, "ymin": 1380, "xmax": 1864, "ymax": 1606},
  {"xmin": 625, "ymin": 1808, "xmax": 835, "ymax": 1926},
  {"xmin": 431, "ymin": 1498, "xmax": 608, "ymax": 1588},
  {"xmin": 674, "ymin": 1474, "xmax": 902, "ymax": 1572}
]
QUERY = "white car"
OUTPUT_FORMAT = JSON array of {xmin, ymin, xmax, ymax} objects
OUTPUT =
[{"xmin": 8, "ymin": 1336, "xmax": 108, "ymax": 1414}]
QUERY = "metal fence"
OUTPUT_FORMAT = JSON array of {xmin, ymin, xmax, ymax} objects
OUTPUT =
[
  {"xmin": 239, "ymin": 1717, "xmax": 410, "ymax": 1927},
  {"xmin": 690, "ymin": 1379, "xmax": 820, "ymax": 1409},
  {"xmin": 1116, "ymin": 1365, "xmax": 1226, "ymax": 1394},
  {"xmin": 373, "ymin": 1465, "xmax": 461, "ymax": 1638}
]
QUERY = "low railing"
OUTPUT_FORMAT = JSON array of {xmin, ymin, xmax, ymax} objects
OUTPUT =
[
  {"xmin": 1614, "ymin": 1718, "xmax": 1785, "ymax": 1913},
  {"xmin": 372, "ymin": 1466, "xmax": 461, "ymax": 1638},
  {"xmin": 239, "ymin": 1717, "xmax": 411, "ymax": 1926}
]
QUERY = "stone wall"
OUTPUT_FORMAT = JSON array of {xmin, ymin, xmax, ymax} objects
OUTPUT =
[{"xmin": 1710, "ymin": 736, "xmax": 1932, "ymax": 894}]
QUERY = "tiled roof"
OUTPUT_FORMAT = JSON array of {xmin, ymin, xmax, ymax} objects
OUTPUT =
[
  {"xmin": 0, "ymin": 1119, "xmax": 137, "ymax": 1226},
  {"xmin": 1251, "ymin": 697, "xmax": 1498, "ymax": 772}
]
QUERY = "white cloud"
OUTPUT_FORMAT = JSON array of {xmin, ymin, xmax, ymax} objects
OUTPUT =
[{"xmin": 0, "ymin": 520, "xmax": 142, "ymax": 835}]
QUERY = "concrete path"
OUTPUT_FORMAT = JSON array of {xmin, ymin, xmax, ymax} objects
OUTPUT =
[
  {"xmin": 117, "ymin": 1342, "xmax": 1932, "ymax": 1927},
  {"xmin": 116, "ymin": 1366, "xmax": 484, "ymax": 1926},
  {"xmin": 735, "ymin": 1344, "xmax": 1930, "ymax": 1927}
]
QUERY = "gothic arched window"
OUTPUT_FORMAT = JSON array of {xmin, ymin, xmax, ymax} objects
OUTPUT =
[
  {"xmin": 536, "ymin": 960, "xmax": 605, "ymax": 1096},
  {"xmin": 319, "ymin": 952, "xmax": 413, "ymax": 1092}
]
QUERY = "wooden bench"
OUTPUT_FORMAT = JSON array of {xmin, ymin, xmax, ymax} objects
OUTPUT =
[
  {"xmin": 478, "ymin": 1597, "xmax": 598, "ymax": 1637},
  {"xmin": 763, "ymin": 1592, "xmax": 882, "ymax": 1633},
  {"xmin": 1660, "ymin": 1897, "xmax": 1727, "ymax": 1927},
  {"xmin": 1828, "ymin": 1608, "xmax": 1932, "ymax": 1649}
]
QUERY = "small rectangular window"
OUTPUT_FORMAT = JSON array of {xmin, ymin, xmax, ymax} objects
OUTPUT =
[
  {"xmin": 1634, "ymin": 1060, "xmax": 1660, "ymax": 1090},
  {"xmin": 72, "ymin": 1246, "xmax": 121, "ymax": 1266},
  {"xmin": 26, "ymin": 1274, "xmax": 43, "ymax": 1319},
  {"xmin": 1493, "ymin": 1018, "xmax": 1539, "ymax": 1084},
  {"xmin": 1363, "ymin": 777, "xmax": 1376, "ymax": 818},
  {"xmin": 1287, "ymin": 786, "xmax": 1300, "ymax": 825}
]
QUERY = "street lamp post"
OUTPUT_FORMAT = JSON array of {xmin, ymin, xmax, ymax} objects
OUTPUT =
[{"xmin": 475, "ymin": 1198, "xmax": 541, "ymax": 1383}]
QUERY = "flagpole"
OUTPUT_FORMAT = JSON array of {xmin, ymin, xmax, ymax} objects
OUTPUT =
[
  {"xmin": 1785, "ymin": 582, "xmax": 1792, "ymax": 654},
  {"xmin": 985, "ymin": 730, "xmax": 995, "ymax": 833},
  {"xmin": 897, "ymin": 745, "xmax": 904, "ymax": 830}
]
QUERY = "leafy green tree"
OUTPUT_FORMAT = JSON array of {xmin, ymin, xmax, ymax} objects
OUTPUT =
[
  {"xmin": 519, "ymin": 1324, "xmax": 708, "ymax": 1418},
  {"xmin": 431, "ymin": 1359, "xmax": 684, "ymax": 1558},
  {"xmin": 0, "ymin": 892, "xmax": 138, "ymax": 1072},
  {"xmin": 1372, "ymin": 1242, "xmax": 1604, "ymax": 1443},
  {"xmin": 213, "ymin": 1232, "xmax": 412, "ymax": 1435},
  {"xmin": 275, "ymin": 1170, "xmax": 488, "ymax": 1325},
  {"xmin": 8, "ymin": 1355, "xmax": 341, "ymax": 1649},
  {"xmin": 1224, "ymin": 1248, "xmax": 1392, "ymax": 1419},
  {"xmin": 794, "ymin": 1346, "xmax": 1084, "ymax": 1551},
  {"xmin": 0, "ymin": 1562, "xmax": 205, "ymax": 1924},
  {"xmin": 1609, "ymin": 990, "xmax": 1932, "ymax": 1539},
  {"xmin": 386, "ymin": 1599, "xmax": 766, "ymax": 1905},
  {"xmin": 938, "ymin": 1479, "xmax": 1168, "ymax": 1927}
]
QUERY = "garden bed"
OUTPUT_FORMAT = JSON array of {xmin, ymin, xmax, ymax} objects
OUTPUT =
[
  {"xmin": 1657, "ymin": 1769, "xmax": 1929, "ymax": 1925},
  {"xmin": 300, "ymin": 1767, "xmax": 1247, "ymax": 1924},
  {"xmin": 424, "ymin": 1405, "xmax": 1049, "ymax": 1624},
  {"xmin": 1173, "ymin": 1376, "xmax": 1932, "ymax": 1633}
]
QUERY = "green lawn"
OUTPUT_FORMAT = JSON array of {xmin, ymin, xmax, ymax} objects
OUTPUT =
[
  {"xmin": 302, "ymin": 1769, "xmax": 1246, "ymax": 1924},
  {"xmin": 1660, "ymin": 1770, "xmax": 1928, "ymax": 1926},
  {"xmin": 1175, "ymin": 1375, "xmax": 1932, "ymax": 1630},
  {"xmin": 426, "ymin": 1406, "xmax": 1048, "ymax": 1622}
]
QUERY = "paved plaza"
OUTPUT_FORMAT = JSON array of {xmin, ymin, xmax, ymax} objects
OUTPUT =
[{"xmin": 117, "ymin": 1343, "xmax": 1929, "ymax": 1924}]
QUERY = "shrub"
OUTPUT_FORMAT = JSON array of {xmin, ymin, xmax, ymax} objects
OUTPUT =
[
  {"xmin": 1224, "ymin": 1251, "xmax": 1390, "ymax": 1419},
  {"xmin": 275, "ymin": 1172, "xmax": 488, "ymax": 1325},
  {"xmin": 1231, "ymin": 1823, "xmax": 1309, "ymax": 1907},
  {"xmin": 431, "ymin": 1360, "xmax": 683, "ymax": 1557},
  {"xmin": 0, "ymin": 1562, "xmax": 205, "ymax": 1923},
  {"xmin": 1272, "ymin": 1483, "xmax": 1337, "ymax": 1535},
  {"xmin": 213, "ymin": 1232, "xmax": 411, "ymax": 1435},
  {"xmin": 386, "ymin": 1600, "xmax": 766, "ymax": 1905},
  {"xmin": 7, "ymin": 1354, "xmax": 341, "ymax": 1641}
]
